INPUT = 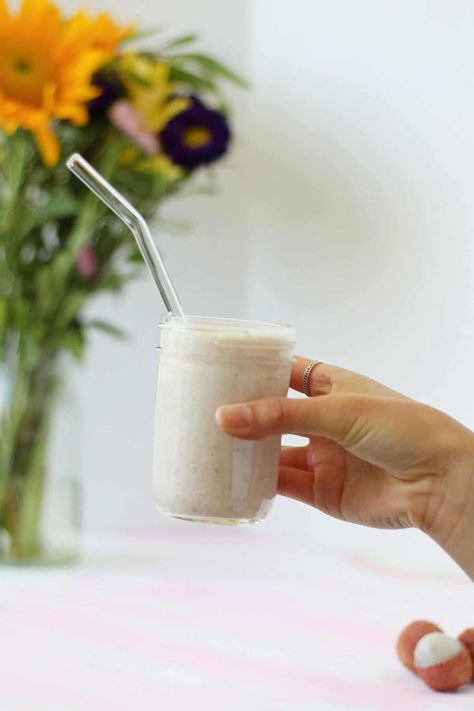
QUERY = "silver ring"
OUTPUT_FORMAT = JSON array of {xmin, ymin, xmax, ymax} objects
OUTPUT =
[{"xmin": 303, "ymin": 361, "xmax": 323, "ymax": 397}]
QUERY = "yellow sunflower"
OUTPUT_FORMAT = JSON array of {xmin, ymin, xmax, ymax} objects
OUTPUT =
[
  {"xmin": 60, "ymin": 11, "xmax": 135, "ymax": 55},
  {"xmin": 0, "ymin": 0, "xmax": 130, "ymax": 166}
]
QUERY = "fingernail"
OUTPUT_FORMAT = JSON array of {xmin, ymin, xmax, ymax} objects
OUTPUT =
[{"xmin": 215, "ymin": 404, "xmax": 253, "ymax": 429}]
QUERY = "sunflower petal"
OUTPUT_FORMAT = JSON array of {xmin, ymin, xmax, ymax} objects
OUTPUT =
[
  {"xmin": 55, "ymin": 103, "xmax": 89, "ymax": 126},
  {"xmin": 18, "ymin": 0, "xmax": 61, "ymax": 37},
  {"xmin": 42, "ymin": 81, "xmax": 56, "ymax": 113},
  {"xmin": 33, "ymin": 124, "xmax": 60, "ymax": 167},
  {"xmin": 0, "ymin": 0, "xmax": 11, "ymax": 25}
]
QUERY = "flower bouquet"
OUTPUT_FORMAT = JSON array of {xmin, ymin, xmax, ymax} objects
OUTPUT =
[{"xmin": 0, "ymin": 0, "xmax": 243, "ymax": 563}]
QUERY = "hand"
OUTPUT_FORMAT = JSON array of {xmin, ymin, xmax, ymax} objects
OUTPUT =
[{"xmin": 216, "ymin": 358, "xmax": 474, "ymax": 579}]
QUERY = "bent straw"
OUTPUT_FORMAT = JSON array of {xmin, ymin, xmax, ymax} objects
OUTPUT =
[{"xmin": 67, "ymin": 153, "xmax": 184, "ymax": 318}]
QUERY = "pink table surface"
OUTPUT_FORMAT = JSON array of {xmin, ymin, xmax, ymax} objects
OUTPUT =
[{"xmin": 0, "ymin": 524, "xmax": 472, "ymax": 711}]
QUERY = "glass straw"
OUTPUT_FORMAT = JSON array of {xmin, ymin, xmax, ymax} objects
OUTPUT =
[{"xmin": 66, "ymin": 153, "xmax": 185, "ymax": 318}]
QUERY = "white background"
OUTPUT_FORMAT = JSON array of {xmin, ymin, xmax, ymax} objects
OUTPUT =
[{"xmin": 70, "ymin": 0, "xmax": 474, "ymax": 575}]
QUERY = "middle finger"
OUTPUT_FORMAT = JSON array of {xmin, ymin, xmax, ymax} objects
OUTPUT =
[{"xmin": 280, "ymin": 445, "xmax": 311, "ymax": 471}]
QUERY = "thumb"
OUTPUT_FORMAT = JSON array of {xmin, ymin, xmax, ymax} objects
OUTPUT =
[
  {"xmin": 216, "ymin": 393, "xmax": 378, "ymax": 443},
  {"xmin": 215, "ymin": 393, "xmax": 452, "ymax": 472}
]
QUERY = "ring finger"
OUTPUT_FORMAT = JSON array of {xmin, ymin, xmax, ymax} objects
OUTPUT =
[{"xmin": 290, "ymin": 356, "xmax": 405, "ymax": 399}]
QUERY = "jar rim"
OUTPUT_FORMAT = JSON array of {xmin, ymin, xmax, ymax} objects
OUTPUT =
[
  {"xmin": 160, "ymin": 313, "xmax": 295, "ymax": 338},
  {"xmin": 159, "ymin": 314, "xmax": 296, "ymax": 354}
]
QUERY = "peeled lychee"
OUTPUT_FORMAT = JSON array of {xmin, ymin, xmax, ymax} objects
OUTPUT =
[
  {"xmin": 458, "ymin": 628, "xmax": 474, "ymax": 678},
  {"xmin": 396, "ymin": 620, "xmax": 442, "ymax": 671},
  {"xmin": 414, "ymin": 632, "xmax": 473, "ymax": 691}
]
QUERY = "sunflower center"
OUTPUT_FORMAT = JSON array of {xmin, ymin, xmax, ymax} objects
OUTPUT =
[
  {"xmin": 14, "ymin": 57, "xmax": 33, "ymax": 74},
  {"xmin": 0, "ymin": 39, "xmax": 55, "ymax": 106},
  {"xmin": 182, "ymin": 126, "xmax": 212, "ymax": 149}
]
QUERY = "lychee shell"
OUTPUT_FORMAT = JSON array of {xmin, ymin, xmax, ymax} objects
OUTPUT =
[
  {"xmin": 396, "ymin": 621, "xmax": 442, "ymax": 671},
  {"xmin": 458, "ymin": 628, "xmax": 474, "ymax": 679},
  {"xmin": 415, "ymin": 646, "xmax": 473, "ymax": 691}
]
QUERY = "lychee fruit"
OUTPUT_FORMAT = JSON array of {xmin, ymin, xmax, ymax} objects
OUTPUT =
[
  {"xmin": 396, "ymin": 620, "xmax": 442, "ymax": 671},
  {"xmin": 414, "ymin": 632, "xmax": 473, "ymax": 691},
  {"xmin": 458, "ymin": 628, "xmax": 474, "ymax": 678}
]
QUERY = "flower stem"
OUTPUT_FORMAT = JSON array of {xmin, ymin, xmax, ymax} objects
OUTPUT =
[
  {"xmin": 1, "ymin": 356, "xmax": 60, "ymax": 561},
  {"xmin": 0, "ymin": 132, "xmax": 29, "ymax": 510},
  {"xmin": 0, "ymin": 130, "xmax": 28, "ymax": 236}
]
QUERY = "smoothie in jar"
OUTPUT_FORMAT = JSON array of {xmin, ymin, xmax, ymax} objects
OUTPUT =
[{"xmin": 153, "ymin": 315, "xmax": 295, "ymax": 524}]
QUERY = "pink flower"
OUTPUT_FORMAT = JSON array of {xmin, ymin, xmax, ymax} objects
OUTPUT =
[
  {"xmin": 108, "ymin": 100, "xmax": 159, "ymax": 155},
  {"xmin": 76, "ymin": 246, "xmax": 97, "ymax": 279}
]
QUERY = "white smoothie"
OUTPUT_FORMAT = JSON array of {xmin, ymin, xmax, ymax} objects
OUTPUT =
[{"xmin": 153, "ymin": 316, "xmax": 295, "ymax": 524}]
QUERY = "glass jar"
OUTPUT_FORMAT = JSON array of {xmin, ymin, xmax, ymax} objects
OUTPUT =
[
  {"xmin": 153, "ymin": 315, "xmax": 296, "ymax": 525},
  {"xmin": 0, "ymin": 353, "xmax": 81, "ymax": 565}
]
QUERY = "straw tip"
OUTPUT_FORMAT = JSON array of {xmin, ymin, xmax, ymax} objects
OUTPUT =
[{"xmin": 66, "ymin": 152, "xmax": 84, "ymax": 171}]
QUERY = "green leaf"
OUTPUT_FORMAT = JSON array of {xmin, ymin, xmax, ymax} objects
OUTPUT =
[
  {"xmin": 58, "ymin": 328, "xmax": 86, "ymax": 361},
  {"xmin": 87, "ymin": 319, "xmax": 128, "ymax": 340},
  {"xmin": 33, "ymin": 191, "xmax": 81, "ymax": 223},
  {"xmin": 127, "ymin": 247, "xmax": 145, "ymax": 263},
  {"xmin": 122, "ymin": 68, "xmax": 152, "ymax": 87},
  {"xmin": 121, "ymin": 27, "xmax": 160, "ymax": 45},
  {"xmin": 161, "ymin": 33, "xmax": 199, "ymax": 51},
  {"xmin": 54, "ymin": 291, "xmax": 88, "ymax": 329},
  {"xmin": 177, "ymin": 53, "xmax": 248, "ymax": 88},
  {"xmin": 168, "ymin": 65, "xmax": 218, "ymax": 93},
  {"xmin": 97, "ymin": 270, "xmax": 140, "ymax": 293},
  {"xmin": 16, "ymin": 190, "xmax": 82, "ymax": 243}
]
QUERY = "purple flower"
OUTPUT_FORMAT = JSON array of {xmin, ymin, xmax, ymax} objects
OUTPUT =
[
  {"xmin": 76, "ymin": 246, "xmax": 97, "ymax": 279},
  {"xmin": 159, "ymin": 97, "xmax": 231, "ymax": 170},
  {"xmin": 89, "ymin": 73, "xmax": 124, "ymax": 117},
  {"xmin": 108, "ymin": 100, "xmax": 159, "ymax": 155}
]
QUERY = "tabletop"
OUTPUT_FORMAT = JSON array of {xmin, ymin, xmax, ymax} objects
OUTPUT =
[{"xmin": 0, "ymin": 522, "xmax": 472, "ymax": 711}]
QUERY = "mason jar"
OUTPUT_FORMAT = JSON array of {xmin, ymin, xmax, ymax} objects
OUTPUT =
[
  {"xmin": 153, "ymin": 315, "xmax": 296, "ymax": 525},
  {"xmin": 0, "ymin": 353, "xmax": 80, "ymax": 565}
]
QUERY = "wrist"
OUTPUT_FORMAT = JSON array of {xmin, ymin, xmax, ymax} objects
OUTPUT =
[{"xmin": 423, "ymin": 431, "xmax": 474, "ymax": 579}]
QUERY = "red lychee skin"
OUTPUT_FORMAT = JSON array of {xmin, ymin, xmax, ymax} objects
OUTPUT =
[
  {"xmin": 458, "ymin": 628, "xmax": 474, "ymax": 679},
  {"xmin": 396, "ymin": 621, "xmax": 442, "ymax": 671},
  {"xmin": 415, "ymin": 646, "xmax": 473, "ymax": 691}
]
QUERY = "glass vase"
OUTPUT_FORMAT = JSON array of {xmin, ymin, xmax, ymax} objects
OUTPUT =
[{"xmin": 0, "ymin": 351, "xmax": 80, "ymax": 565}]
